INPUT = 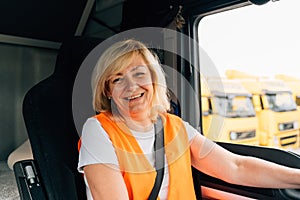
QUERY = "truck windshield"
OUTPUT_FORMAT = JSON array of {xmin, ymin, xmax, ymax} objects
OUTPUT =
[
  {"xmin": 265, "ymin": 92, "xmax": 297, "ymax": 112},
  {"xmin": 213, "ymin": 96, "xmax": 256, "ymax": 118}
]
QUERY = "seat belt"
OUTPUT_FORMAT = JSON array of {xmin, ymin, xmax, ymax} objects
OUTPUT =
[{"xmin": 148, "ymin": 117, "xmax": 165, "ymax": 200}]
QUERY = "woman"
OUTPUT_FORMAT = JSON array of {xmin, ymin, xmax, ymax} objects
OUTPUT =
[{"xmin": 78, "ymin": 39, "xmax": 300, "ymax": 200}]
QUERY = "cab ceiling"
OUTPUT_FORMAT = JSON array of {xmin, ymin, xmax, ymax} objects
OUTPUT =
[{"xmin": 0, "ymin": 0, "xmax": 256, "ymax": 48}]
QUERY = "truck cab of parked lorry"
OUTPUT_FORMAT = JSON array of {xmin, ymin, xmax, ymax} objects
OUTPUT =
[{"xmin": 201, "ymin": 77, "xmax": 260, "ymax": 145}]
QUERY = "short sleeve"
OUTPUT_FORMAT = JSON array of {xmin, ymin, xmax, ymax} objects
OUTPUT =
[
  {"xmin": 183, "ymin": 121, "xmax": 199, "ymax": 142},
  {"xmin": 78, "ymin": 117, "xmax": 119, "ymax": 173}
]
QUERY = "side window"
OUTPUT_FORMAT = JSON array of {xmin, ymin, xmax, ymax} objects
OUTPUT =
[{"xmin": 197, "ymin": 0, "xmax": 300, "ymax": 154}]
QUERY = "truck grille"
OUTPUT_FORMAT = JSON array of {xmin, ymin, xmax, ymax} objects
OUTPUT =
[{"xmin": 280, "ymin": 135, "xmax": 297, "ymax": 146}]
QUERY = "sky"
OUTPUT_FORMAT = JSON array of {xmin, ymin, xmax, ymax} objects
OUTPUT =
[{"xmin": 198, "ymin": 0, "xmax": 300, "ymax": 79}]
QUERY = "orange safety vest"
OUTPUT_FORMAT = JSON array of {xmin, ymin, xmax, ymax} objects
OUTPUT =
[{"xmin": 80, "ymin": 112, "xmax": 196, "ymax": 200}]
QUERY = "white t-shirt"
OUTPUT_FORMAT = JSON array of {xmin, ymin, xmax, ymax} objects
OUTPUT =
[{"xmin": 78, "ymin": 117, "xmax": 198, "ymax": 200}]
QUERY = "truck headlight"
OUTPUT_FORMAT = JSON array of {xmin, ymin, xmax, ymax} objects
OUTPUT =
[
  {"xmin": 278, "ymin": 123, "xmax": 284, "ymax": 131},
  {"xmin": 229, "ymin": 130, "xmax": 255, "ymax": 140},
  {"xmin": 230, "ymin": 132, "xmax": 238, "ymax": 140},
  {"xmin": 278, "ymin": 121, "xmax": 299, "ymax": 131}
]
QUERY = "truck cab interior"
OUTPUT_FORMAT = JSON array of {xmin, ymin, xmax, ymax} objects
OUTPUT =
[{"xmin": 1, "ymin": 0, "xmax": 300, "ymax": 199}]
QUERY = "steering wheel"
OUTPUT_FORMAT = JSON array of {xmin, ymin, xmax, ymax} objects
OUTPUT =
[{"xmin": 280, "ymin": 189, "xmax": 300, "ymax": 200}]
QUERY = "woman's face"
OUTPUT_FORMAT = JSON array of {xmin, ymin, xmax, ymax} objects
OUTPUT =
[{"xmin": 107, "ymin": 55, "xmax": 154, "ymax": 119}]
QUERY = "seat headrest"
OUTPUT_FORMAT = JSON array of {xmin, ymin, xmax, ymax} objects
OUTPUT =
[{"xmin": 54, "ymin": 36, "xmax": 104, "ymax": 77}]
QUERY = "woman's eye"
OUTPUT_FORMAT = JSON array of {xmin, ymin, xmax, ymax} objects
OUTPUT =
[
  {"xmin": 112, "ymin": 77, "xmax": 123, "ymax": 84},
  {"xmin": 135, "ymin": 72, "xmax": 145, "ymax": 77}
]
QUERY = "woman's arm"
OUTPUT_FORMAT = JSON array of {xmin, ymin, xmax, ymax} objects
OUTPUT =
[
  {"xmin": 84, "ymin": 163, "xmax": 129, "ymax": 200},
  {"xmin": 190, "ymin": 134, "xmax": 300, "ymax": 188},
  {"xmin": 79, "ymin": 118, "xmax": 129, "ymax": 199}
]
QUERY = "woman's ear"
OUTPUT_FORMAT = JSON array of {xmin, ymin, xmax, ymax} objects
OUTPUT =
[
  {"xmin": 106, "ymin": 91, "xmax": 112, "ymax": 99},
  {"xmin": 105, "ymin": 87, "xmax": 112, "ymax": 99}
]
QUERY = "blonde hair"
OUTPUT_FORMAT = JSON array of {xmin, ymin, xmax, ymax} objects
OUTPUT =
[{"xmin": 91, "ymin": 39, "xmax": 170, "ymax": 121}]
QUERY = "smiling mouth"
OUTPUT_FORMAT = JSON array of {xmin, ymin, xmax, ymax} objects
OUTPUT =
[{"xmin": 125, "ymin": 93, "xmax": 144, "ymax": 101}]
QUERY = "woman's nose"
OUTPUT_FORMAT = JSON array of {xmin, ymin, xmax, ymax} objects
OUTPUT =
[{"xmin": 125, "ymin": 77, "xmax": 138, "ymax": 90}]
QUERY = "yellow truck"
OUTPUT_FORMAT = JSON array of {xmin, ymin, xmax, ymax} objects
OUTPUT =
[
  {"xmin": 276, "ymin": 74, "xmax": 300, "ymax": 149},
  {"xmin": 201, "ymin": 77, "xmax": 260, "ymax": 145},
  {"xmin": 226, "ymin": 70, "xmax": 300, "ymax": 150}
]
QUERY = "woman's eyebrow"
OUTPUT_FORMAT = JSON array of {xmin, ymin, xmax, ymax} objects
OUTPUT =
[
  {"xmin": 111, "ymin": 72, "xmax": 123, "ymax": 77},
  {"xmin": 131, "ymin": 65, "xmax": 147, "ymax": 72}
]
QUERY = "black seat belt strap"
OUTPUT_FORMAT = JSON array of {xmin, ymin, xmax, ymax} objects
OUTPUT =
[{"xmin": 148, "ymin": 117, "xmax": 165, "ymax": 200}]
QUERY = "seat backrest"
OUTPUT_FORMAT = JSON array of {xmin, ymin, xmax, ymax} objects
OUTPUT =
[{"xmin": 22, "ymin": 36, "xmax": 103, "ymax": 200}]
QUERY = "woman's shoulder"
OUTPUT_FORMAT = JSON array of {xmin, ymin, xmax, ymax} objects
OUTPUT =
[
  {"xmin": 84, "ymin": 116, "xmax": 100, "ymax": 126},
  {"xmin": 165, "ymin": 113, "xmax": 182, "ymax": 120},
  {"xmin": 82, "ymin": 116, "xmax": 112, "ymax": 142}
]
